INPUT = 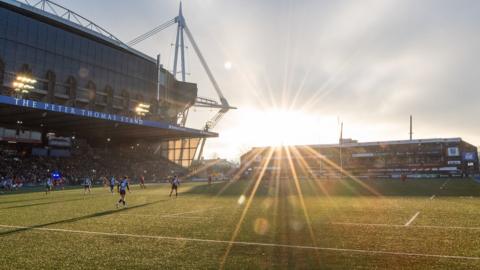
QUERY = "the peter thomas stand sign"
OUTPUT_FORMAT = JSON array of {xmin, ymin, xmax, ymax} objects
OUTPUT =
[
  {"xmin": 0, "ymin": 95, "xmax": 214, "ymax": 137},
  {"xmin": 11, "ymin": 97, "xmax": 144, "ymax": 125}
]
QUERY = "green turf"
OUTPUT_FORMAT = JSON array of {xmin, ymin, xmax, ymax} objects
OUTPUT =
[{"xmin": 1, "ymin": 178, "xmax": 480, "ymax": 269}]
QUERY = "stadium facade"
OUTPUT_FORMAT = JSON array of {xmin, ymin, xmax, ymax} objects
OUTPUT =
[
  {"xmin": 241, "ymin": 138, "xmax": 479, "ymax": 178},
  {"xmin": 0, "ymin": 0, "xmax": 215, "ymax": 167}
]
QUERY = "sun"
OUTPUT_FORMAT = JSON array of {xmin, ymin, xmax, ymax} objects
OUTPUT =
[
  {"xmin": 224, "ymin": 61, "xmax": 232, "ymax": 70},
  {"xmin": 259, "ymin": 110, "xmax": 307, "ymax": 145},
  {"xmin": 230, "ymin": 108, "xmax": 340, "ymax": 147},
  {"xmin": 207, "ymin": 108, "xmax": 347, "ymax": 159}
]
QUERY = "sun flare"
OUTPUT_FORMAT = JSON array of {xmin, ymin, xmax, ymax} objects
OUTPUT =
[{"xmin": 233, "ymin": 108, "xmax": 340, "ymax": 147}]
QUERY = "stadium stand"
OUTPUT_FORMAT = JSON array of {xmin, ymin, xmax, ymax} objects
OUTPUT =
[
  {"xmin": 241, "ymin": 138, "xmax": 479, "ymax": 179},
  {"xmin": 0, "ymin": 140, "xmax": 186, "ymax": 189}
]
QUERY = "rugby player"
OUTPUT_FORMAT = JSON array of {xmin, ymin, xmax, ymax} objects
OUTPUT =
[
  {"xmin": 169, "ymin": 175, "xmax": 180, "ymax": 197},
  {"xmin": 116, "ymin": 176, "xmax": 130, "ymax": 208}
]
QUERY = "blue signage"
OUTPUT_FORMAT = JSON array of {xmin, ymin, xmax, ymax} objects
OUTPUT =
[
  {"xmin": 0, "ymin": 95, "xmax": 216, "ymax": 137},
  {"xmin": 463, "ymin": 152, "xmax": 477, "ymax": 161},
  {"xmin": 51, "ymin": 171, "xmax": 61, "ymax": 180}
]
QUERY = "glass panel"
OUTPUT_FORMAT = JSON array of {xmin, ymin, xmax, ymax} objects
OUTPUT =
[
  {"xmin": 56, "ymin": 30, "xmax": 65, "ymax": 55},
  {"xmin": 17, "ymin": 16, "xmax": 28, "ymax": 43},
  {"xmin": 0, "ymin": 38, "xmax": 6, "ymax": 57},
  {"xmin": 6, "ymin": 11, "xmax": 18, "ymax": 41},
  {"xmin": 72, "ymin": 36, "xmax": 80, "ymax": 58},
  {"xmin": 45, "ymin": 52, "xmax": 55, "ymax": 71},
  {"xmin": 64, "ymin": 32, "xmax": 73, "ymax": 57},
  {"xmin": 46, "ymin": 27, "xmax": 56, "ymax": 52},
  {"xmin": 27, "ymin": 18, "xmax": 38, "ymax": 46},
  {"xmin": 16, "ymin": 44, "xmax": 26, "ymax": 65},
  {"xmin": 26, "ymin": 48, "xmax": 35, "ymax": 67},
  {"xmin": 4, "ymin": 42, "xmax": 14, "ymax": 71},
  {"xmin": 0, "ymin": 11, "xmax": 8, "ymax": 39},
  {"xmin": 37, "ymin": 23, "xmax": 47, "ymax": 50},
  {"xmin": 88, "ymin": 40, "xmax": 95, "ymax": 63},
  {"xmin": 0, "ymin": 7, "xmax": 164, "ymax": 122},
  {"xmin": 168, "ymin": 148, "xmax": 175, "ymax": 161}
]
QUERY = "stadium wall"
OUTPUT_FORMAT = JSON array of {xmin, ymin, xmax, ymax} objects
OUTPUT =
[{"xmin": 0, "ymin": 0, "xmax": 196, "ymax": 123}]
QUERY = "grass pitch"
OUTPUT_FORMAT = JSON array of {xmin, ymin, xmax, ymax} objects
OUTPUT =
[{"xmin": 1, "ymin": 178, "xmax": 480, "ymax": 269}]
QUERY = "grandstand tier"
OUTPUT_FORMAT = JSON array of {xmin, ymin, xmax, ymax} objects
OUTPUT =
[{"xmin": 241, "ymin": 138, "xmax": 479, "ymax": 178}]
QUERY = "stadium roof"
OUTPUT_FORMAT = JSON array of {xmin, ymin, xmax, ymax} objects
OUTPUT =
[{"xmin": 0, "ymin": 95, "xmax": 217, "ymax": 143}]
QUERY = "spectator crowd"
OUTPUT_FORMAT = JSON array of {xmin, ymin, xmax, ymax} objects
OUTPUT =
[{"xmin": 0, "ymin": 141, "xmax": 186, "ymax": 191}]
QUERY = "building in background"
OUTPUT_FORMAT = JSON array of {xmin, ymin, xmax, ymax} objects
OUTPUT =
[
  {"xmin": 241, "ymin": 138, "xmax": 479, "ymax": 179},
  {"xmin": 0, "ymin": 0, "xmax": 214, "ymax": 167}
]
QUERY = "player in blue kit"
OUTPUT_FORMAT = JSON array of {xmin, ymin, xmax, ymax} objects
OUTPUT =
[
  {"xmin": 45, "ymin": 177, "xmax": 53, "ymax": 195},
  {"xmin": 109, "ymin": 176, "xmax": 116, "ymax": 194},
  {"xmin": 116, "ymin": 176, "xmax": 130, "ymax": 208},
  {"xmin": 169, "ymin": 175, "xmax": 180, "ymax": 197},
  {"xmin": 83, "ymin": 177, "xmax": 92, "ymax": 195}
]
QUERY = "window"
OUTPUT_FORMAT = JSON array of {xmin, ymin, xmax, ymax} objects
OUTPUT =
[
  {"xmin": 100, "ymin": 46, "xmax": 108, "ymax": 67},
  {"xmin": 54, "ymin": 55, "xmax": 63, "ymax": 75},
  {"xmin": 80, "ymin": 38, "xmax": 88, "ymax": 60},
  {"xmin": 121, "ymin": 53, "xmax": 127, "ymax": 74},
  {"xmin": 35, "ymin": 49, "xmax": 45, "ymax": 69},
  {"xmin": 17, "ymin": 17, "xmax": 28, "ymax": 44},
  {"xmin": 0, "ymin": 10, "xmax": 7, "ymax": 39},
  {"xmin": 64, "ymin": 32, "xmax": 73, "ymax": 57},
  {"xmin": 447, "ymin": 147, "xmax": 460, "ymax": 157},
  {"xmin": 46, "ymin": 27, "xmax": 56, "ymax": 53},
  {"xmin": 87, "ymin": 40, "xmax": 95, "ymax": 63},
  {"xmin": 55, "ymin": 30, "xmax": 65, "ymax": 55},
  {"xmin": 72, "ymin": 36, "xmax": 81, "ymax": 59},
  {"xmin": 5, "ymin": 41, "xmax": 16, "ymax": 67},
  {"xmin": 6, "ymin": 11, "xmax": 18, "ymax": 41},
  {"xmin": 37, "ymin": 23, "xmax": 47, "ymax": 50},
  {"xmin": 16, "ymin": 43, "xmax": 26, "ymax": 65},
  {"xmin": 107, "ymin": 48, "xmax": 114, "ymax": 69},
  {"xmin": 0, "ymin": 39, "xmax": 6, "ymax": 58},
  {"xmin": 26, "ymin": 46, "xmax": 35, "ymax": 65},
  {"xmin": 27, "ymin": 18, "xmax": 38, "ymax": 47},
  {"xmin": 63, "ymin": 57, "xmax": 72, "ymax": 77}
]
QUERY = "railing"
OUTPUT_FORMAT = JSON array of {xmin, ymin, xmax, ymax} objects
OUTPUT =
[{"xmin": 16, "ymin": 0, "xmax": 126, "ymax": 46}]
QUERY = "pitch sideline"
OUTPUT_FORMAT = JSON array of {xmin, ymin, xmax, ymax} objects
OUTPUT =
[
  {"xmin": 331, "ymin": 221, "xmax": 480, "ymax": 231},
  {"xmin": 0, "ymin": 224, "xmax": 479, "ymax": 261}
]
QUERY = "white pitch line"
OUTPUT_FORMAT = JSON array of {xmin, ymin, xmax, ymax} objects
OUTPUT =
[
  {"xmin": 331, "ymin": 222, "xmax": 480, "ymax": 231},
  {"xmin": 117, "ymin": 207, "xmax": 224, "ymax": 219},
  {"xmin": 440, "ymin": 180, "xmax": 449, "ymax": 189},
  {"xmin": 160, "ymin": 207, "xmax": 224, "ymax": 218},
  {"xmin": 430, "ymin": 195, "xmax": 436, "ymax": 200},
  {"xmin": 118, "ymin": 214, "xmax": 205, "ymax": 219},
  {"xmin": 0, "ymin": 224, "xmax": 478, "ymax": 261},
  {"xmin": 405, "ymin": 212, "xmax": 420, "ymax": 226}
]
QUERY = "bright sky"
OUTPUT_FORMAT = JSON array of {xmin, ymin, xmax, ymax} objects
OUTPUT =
[{"xmin": 56, "ymin": 0, "xmax": 480, "ymax": 161}]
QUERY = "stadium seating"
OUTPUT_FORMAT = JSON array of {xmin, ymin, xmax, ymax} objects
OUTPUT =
[{"xmin": 0, "ymin": 142, "xmax": 186, "ymax": 187}]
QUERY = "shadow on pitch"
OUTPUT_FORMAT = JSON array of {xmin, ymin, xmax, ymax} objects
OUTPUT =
[
  {"xmin": 0, "ymin": 195, "xmax": 100, "ymax": 210},
  {"xmin": 0, "ymin": 199, "xmax": 167, "ymax": 237},
  {"xmin": 184, "ymin": 178, "xmax": 480, "ymax": 197},
  {"xmin": 0, "ymin": 196, "xmax": 52, "ymax": 205},
  {"xmin": 0, "ymin": 186, "xmax": 83, "ymax": 196}
]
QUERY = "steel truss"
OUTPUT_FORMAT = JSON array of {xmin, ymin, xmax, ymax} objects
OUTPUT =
[
  {"xmin": 18, "ymin": 0, "xmax": 126, "ymax": 46},
  {"xmin": 127, "ymin": 2, "xmax": 235, "ymax": 161}
]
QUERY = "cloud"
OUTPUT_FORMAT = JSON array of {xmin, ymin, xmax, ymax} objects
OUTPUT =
[{"xmin": 55, "ymin": 0, "xmax": 480, "ymax": 159}]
